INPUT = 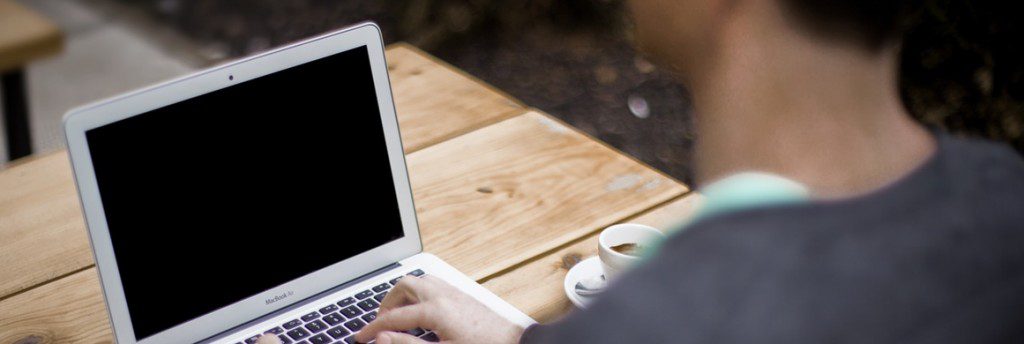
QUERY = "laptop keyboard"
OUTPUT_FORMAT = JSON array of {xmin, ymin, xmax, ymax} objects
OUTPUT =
[{"xmin": 239, "ymin": 269, "xmax": 436, "ymax": 344}]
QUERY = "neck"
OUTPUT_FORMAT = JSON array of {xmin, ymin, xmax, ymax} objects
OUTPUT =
[{"xmin": 689, "ymin": 5, "xmax": 936, "ymax": 198}]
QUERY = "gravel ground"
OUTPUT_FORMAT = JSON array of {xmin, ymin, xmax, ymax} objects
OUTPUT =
[{"xmin": 115, "ymin": 0, "xmax": 698, "ymax": 184}]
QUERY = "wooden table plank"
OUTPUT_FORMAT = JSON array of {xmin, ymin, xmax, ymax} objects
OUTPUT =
[
  {"xmin": 0, "ymin": 269, "xmax": 111, "ymax": 344},
  {"xmin": 386, "ymin": 43, "xmax": 526, "ymax": 152},
  {"xmin": 0, "ymin": 44, "xmax": 529, "ymax": 301},
  {"xmin": 0, "ymin": 0, "xmax": 63, "ymax": 72},
  {"xmin": 0, "ymin": 151, "xmax": 91, "ymax": 300},
  {"xmin": 413, "ymin": 111, "xmax": 687, "ymax": 280},
  {"xmin": 0, "ymin": 110, "xmax": 687, "ymax": 343},
  {"xmin": 483, "ymin": 194, "xmax": 704, "ymax": 322}
]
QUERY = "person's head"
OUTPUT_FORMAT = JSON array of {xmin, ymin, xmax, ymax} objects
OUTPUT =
[{"xmin": 626, "ymin": 0, "xmax": 920, "ymax": 82}]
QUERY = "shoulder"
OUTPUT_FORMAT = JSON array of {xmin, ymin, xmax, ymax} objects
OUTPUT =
[
  {"xmin": 938, "ymin": 135, "xmax": 1024, "ymax": 192},
  {"xmin": 674, "ymin": 134, "xmax": 1024, "ymax": 236},
  {"xmin": 941, "ymin": 134, "xmax": 1023, "ymax": 165},
  {"xmin": 524, "ymin": 135, "xmax": 1024, "ymax": 343},
  {"xmin": 668, "ymin": 134, "xmax": 1024, "ymax": 251},
  {"xmin": 932, "ymin": 135, "xmax": 1024, "ymax": 226}
]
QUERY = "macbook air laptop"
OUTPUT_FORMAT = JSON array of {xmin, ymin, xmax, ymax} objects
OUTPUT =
[{"xmin": 63, "ymin": 22, "xmax": 534, "ymax": 344}]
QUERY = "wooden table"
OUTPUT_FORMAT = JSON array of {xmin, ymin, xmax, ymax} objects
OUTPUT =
[
  {"xmin": 0, "ymin": 43, "xmax": 700, "ymax": 343},
  {"xmin": 0, "ymin": 0, "xmax": 63, "ymax": 161}
]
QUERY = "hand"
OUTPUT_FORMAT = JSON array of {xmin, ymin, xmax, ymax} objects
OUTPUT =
[
  {"xmin": 256, "ymin": 334, "xmax": 282, "ymax": 344},
  {"xmin": 355, "ymin": 275, "xmax": 524, "ymax": 344}
]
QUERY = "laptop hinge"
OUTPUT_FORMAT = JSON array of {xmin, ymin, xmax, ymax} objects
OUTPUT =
[{"xmin": 198, "ymin": 262, "xmax": 402, "ymax": 343}]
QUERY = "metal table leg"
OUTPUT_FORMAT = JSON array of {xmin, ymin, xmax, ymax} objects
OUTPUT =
[{"xmin": 2, "ymin": 68, "xmax": 32, "ymax": 161}]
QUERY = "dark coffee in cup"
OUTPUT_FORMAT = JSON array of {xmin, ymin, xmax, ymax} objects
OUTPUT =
[
  {"xmin": 599, "ymin": 223, "xmax": 665, "ymax": 280},
  {"xmin": 611, "ymin": 243, "xmax": 646, "ymax": 256}
]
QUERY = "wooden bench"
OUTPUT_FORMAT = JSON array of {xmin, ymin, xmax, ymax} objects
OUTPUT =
[
  {"xmin": 0, "ymin": 0, "xmax": 63, "ymax": 161},
  {"xmin": 0, "ymin": 43, "xmax": 699, "ymax": 342}
]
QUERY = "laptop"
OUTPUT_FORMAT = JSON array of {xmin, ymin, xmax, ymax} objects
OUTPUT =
[{"xmin": 63, "ymin": 23, "xmax": 534, "ymax": 344}]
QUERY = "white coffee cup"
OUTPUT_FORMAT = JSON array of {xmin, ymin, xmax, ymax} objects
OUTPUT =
[{"xmin": 598, "ymin": 223, "xmax": 665, "ymax": 280}]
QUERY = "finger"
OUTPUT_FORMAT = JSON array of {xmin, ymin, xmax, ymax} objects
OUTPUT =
[
  {"xmin": 375, "ymin": 331, "xmax": 429, "ymax": 344},
  {"xmin": 379, "ymin": 276, "xmax": 427, "ymax": 312},
  {"xmin": 356, "ymin": 304, "xmax": 438, "ymax": 343},
  {"xmin": 417, "ymin": 275, "xmax": 457, "ymax": 296},
  {"xmin": 256, "ymin": 334, "xmax": 282, "ymax": 344}
]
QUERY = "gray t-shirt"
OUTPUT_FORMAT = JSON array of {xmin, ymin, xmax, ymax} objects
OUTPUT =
[{"xmin": 521, "ymin": 134, "xmax": 1024, "ymax": 343}]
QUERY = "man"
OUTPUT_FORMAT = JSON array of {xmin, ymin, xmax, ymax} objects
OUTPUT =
[{"xmin": 265, "ymin": 0, "xmax": 1024, "ymax": 342}]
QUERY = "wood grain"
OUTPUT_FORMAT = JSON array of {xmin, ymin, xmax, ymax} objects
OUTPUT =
[
  {"xmin": 386, "ymin": 43, "xmax": 526, "ymax": 153},
  {"xmin": 482, "ymin": 194, "xmax": 704, "ymax": 322},
  {"xmin": 0, "ymin": 151, "xmax": 90, "ymax": 300},
  {"xmin": 413, "ymin": 111, "xmax": 687, "ymax": 280},
  {"xmin": 0, "ymin": 44, "xmax": 527, "ymax": 301},
  {"xmin": 0, "ymin": 0, "xmax": 63, "ymax": 72},
  {"xmin": 0, "ymin": 268, "xmax": 112, "ymax": 344}
]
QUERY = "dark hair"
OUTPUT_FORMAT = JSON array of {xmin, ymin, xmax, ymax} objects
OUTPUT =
[
  {"xmin": 781, "ymin": 0, "xmax": 922, "ymax": 50},
  {"xmin": 784, "ymin": 0, "xmax": 1024, "ymax": 153}
]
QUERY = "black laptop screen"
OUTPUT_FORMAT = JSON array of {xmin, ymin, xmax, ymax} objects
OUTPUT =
[{"xmin": 85, "ymin": 45, "xmax": 405, "ymax": 340}]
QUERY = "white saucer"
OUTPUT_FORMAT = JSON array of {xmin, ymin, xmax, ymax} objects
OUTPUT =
[{"xmin": 563, "ymin": 256, "xmax": 603, "ymax": 309}]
